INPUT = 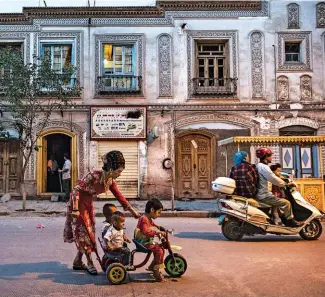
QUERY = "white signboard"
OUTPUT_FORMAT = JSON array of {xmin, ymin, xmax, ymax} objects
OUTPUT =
[{"xmin": 90, "ymin": 107, "xmax": 146, "ymax": 140}]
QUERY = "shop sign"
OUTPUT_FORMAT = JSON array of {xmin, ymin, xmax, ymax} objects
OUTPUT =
[{"xmin": 90, "ymin": 106, "xmax": 146, "ymax": 140}]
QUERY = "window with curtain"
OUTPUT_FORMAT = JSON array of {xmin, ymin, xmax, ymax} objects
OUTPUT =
[
  {"xmin": 40, "ymin": 44, "xmax": 74, "ymax": 87},
  {"xmin": 101, "ymin": 44, "xmax": 136, "ymax": 91},
  {"xmin": 42, "ymin": 44, "xmax": 73, "ymax": 72},
  {"xmin": 102, "ymin": 44, "xmax": 134, "ymax": 75}
]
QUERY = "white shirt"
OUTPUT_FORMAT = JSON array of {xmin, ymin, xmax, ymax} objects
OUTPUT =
[
  {"xmin": 62, "ymin": 159, "xmax": 72, "ymax": 180},
  {"xmin": 103, "ymin": 225, "xmax": 124, "ymax": 249},
  {"xmin": 256, "ymin": 163, "xmax": 286, "ymax": 200}
]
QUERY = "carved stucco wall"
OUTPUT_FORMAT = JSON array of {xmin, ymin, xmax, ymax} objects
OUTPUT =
[
  {"xmin": 250, "ymin": 31, "xmax": 265, "ymax": 98},
  {"xmin": 287, "ymin": 3, "xmax": 300, "ymax": 29},
  {"xmin": 157, "ymin": 33, "xmax": 173, "ymax": 98},
  {"xmin": 277, "ymin": 75, "xmax": 289, "ymax": 101},
  {"xmin": 317, "ymin": 2, "xmax": 325, "ymax": 28},
  {"xmin": 300, "ymin": 75, "xmax": 312, "ymax": 101}
]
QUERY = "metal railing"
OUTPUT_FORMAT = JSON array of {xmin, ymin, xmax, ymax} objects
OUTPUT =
[
  {"xmin": 191, "ymin": 77, "xmax": 237, "ymax": 97},
  {"xmin": 97, "ymin": 75, "xmax": 142, "ymax": 95}
]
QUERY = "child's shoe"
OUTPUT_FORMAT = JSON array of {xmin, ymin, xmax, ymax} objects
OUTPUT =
[
  {"xmin": 153, "ymin": 269, "xmax": 164, "ymax": 282},
  {"xmin": 274, "ymin": 217, "xmax": 284, "ymax": 226}
]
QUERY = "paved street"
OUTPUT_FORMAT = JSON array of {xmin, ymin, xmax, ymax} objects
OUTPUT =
[{"xmin": 0, "ymin": 217, "xmax": 325, "ymax": 297}]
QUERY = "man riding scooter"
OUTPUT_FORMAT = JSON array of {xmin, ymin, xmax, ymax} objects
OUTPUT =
[{"xmin": 255, "ymin": 147, "xmax": 304, "ymax": 228}]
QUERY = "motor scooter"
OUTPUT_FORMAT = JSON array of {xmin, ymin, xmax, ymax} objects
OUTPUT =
[{"xmin": 212, "ymin": 176, "xmax": 324, "ymax": 241}]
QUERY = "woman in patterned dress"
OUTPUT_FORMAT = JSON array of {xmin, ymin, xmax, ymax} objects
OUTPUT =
[{"xmin": 63, "ymin": 150, "xmax": 140, "ymax": 275}]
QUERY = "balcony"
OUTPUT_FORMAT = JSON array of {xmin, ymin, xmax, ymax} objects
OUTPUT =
[
  {"xmin": 97, "ymin": 75, "xmax": 142, "ymax": 96},
  {"xmin": 191, "ymin": 78, "xmax": 237, "ymax": 98}
]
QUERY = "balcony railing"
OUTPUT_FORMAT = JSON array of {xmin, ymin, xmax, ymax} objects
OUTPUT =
[
  {"xmin": 0, "ymin": 76, "xmax": 79, "ymax": 97},
  {"xmin": 191, "ymin": 77, "xmax": 237, "ymax": 97},
  {"xmin": 97, "ymin": 75, "xmax": 142, "ymax": 95}
]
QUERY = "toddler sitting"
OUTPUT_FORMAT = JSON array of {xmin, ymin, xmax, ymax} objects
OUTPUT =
[{"xmin": 103, "ymin": 211, "xmax": 131, "ymax": 266}]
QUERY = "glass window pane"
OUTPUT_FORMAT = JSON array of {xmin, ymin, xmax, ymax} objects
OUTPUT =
[
  {"xmin": 115, "ymin": 46, "xmax": 122, "ymax": 55},
  {"xmin": 125, "ymin": 46, "xmax": 132, "ymax": 55}
]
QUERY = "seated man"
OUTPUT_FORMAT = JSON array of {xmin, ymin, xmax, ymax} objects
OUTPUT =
[{"xmin": 255, "ymin": 147, "xmax": 303, "ymax": 228}]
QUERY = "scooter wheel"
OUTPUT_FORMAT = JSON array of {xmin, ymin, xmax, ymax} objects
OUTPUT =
[
  {"xmin": 106, "ymin": 263, "xmax": 127, "ymax": 285},
  {"xmin": 299, "ymin": 219, "xmax": 322, "ymax": 241},
  {"xmin": 222, "ymin": 219, "xmax": 244, "ymax": 241},
  {"xmin": 164, "ymin": 253, "xmax": 187, "ymax": 277}
]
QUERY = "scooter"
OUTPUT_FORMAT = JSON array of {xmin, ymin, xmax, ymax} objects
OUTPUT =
[
  {"xmin": 212, "ymin": 176, "xmax": 324, "ymax": 241},
  {"xmin": 98, "ymin": 229, "xmax": 187, "ymax": 285}
]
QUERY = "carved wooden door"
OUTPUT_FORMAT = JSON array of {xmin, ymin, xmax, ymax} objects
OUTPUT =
[
  {"xmin": 177, "ymin": 134, "xmax": 212, "ymax": 198},
  {"xmin": 0, "ymin": 140, "xmax": 21, "ymax": 195}
]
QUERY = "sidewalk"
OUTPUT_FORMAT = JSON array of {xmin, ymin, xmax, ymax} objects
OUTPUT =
[{"xmin": 0, "ymin": 199, "xmax": 221, "ymax": 218}]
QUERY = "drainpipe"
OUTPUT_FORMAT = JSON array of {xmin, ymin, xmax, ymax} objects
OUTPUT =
[
  {"xmin": 87, "ymin": 17, "xmax": 91, "ymax": 173},
  {"xmin": 272, "ymin": 44, "xmax": 278, "ymax": 110}
]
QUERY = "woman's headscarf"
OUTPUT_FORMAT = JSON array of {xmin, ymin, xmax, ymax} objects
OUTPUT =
[
  {"xmin": 233, "ymin": 151, "xmax": 248, "ymax": 167},
  {"xmin": 102, "ymin": 150, "xmax": 125, "ymax": 172}
]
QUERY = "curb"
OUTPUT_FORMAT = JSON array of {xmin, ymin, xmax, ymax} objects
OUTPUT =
[{"xmin": 0, "ymin": 210, "xmax": 221, "ymax": 218}]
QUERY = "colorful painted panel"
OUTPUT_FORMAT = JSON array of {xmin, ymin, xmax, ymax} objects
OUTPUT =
[{"xmin": 282, "ymin": 147, "xmax": 293, "ymax": 169}]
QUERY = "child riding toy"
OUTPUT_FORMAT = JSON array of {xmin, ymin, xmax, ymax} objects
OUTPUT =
[{"xmin": 98, "ymin": 229, "xmax": 187, "ymax": 285}]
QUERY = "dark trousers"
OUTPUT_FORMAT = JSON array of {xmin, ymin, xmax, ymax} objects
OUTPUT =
[{"xmin": 62, "ymin": 178, "xmax": 71, "ymax": 201}]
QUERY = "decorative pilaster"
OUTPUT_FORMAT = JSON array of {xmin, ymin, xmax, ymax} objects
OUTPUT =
[
  {"xmin": 287, "ymin": 3, "xmax": 300, "ymax": 29},
  {"xmin": 250, "ymin": 31, "xmax": 264, "ymax": 98},
  {"xmin": 317, "ymin": 2, "xmax": 325, "ymax": 28},
  {"xmin": 300, "ymin": 75, "xmax": 312, "ymax": 101},
  {"xmin": 158, "ymin": 34, "xmax": 173, "ymax": 97},
  {"xmin": 277, "ymin": 76, "xmax": 289, "ymax": 101}
]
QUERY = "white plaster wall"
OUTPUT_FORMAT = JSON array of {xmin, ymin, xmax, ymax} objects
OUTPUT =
[{"xmin": 36, "ymin": 1, "xmax": 324, "ymax": 104}]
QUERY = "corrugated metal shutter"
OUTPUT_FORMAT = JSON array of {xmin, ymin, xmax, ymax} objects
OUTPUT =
[{"xmin": 97, "ymin": 141, "xmax": 138, "ymax": 199}]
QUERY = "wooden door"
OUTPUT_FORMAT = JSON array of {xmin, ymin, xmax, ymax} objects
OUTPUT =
[
  {"xmin": 0, "ymin": 140, "xmax": 21, "ymax": 195},
  {"xmin": 177, "ymin": 134, "xmax": 212, "ymax": 198}
]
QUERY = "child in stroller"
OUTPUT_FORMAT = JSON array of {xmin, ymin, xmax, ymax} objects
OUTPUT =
[{"xmin": 100, "ymin": 211, "xmax": 133, "ymax": 270}]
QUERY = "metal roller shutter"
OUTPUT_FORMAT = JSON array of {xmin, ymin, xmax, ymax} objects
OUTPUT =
[{"xmin": 97, "ymin": 141, "xmax": 139, "ymax": 199}]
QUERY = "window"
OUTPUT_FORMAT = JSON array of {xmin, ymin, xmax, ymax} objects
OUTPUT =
[
  {"xmin": 0, "ymin": 43, "xmax": 23, "ymax": 77},
  {"xmin": 40, "ymin": 43, "xmax": 75, "ymax": 86},
  {"xmin": 196, "ymin": 43, "xmax": 226, "ymax": 87},
  {"xmin": 101, "ymin": 44, "xmax": 138, "ymax": 93},
  {"xmin": 103, "ymin": 44, "xmax": 134, "ymax": 75},
  {"xmin": 285, "ymin": 42, "xmax": 301, "ymax": 63}
]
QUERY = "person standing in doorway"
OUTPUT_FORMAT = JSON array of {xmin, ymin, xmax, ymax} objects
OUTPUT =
[
  {"xmin": 47, "ymin": 155, "xmax": 59, "ymax": 192},
  {"xmin": 59, "ymin": 153, "xmax": 72, "ymax": 202}
]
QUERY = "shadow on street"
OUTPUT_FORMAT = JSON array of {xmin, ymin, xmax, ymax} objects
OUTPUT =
[
  {"xmin": 0, "ymin": 261, "xmax": 165, "ymax": 285},
  {"xmin": 175, "ymin": 232, "xmax": 303, "ymax": 242}
]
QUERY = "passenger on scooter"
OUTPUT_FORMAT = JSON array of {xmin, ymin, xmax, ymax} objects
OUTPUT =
[
  {"xmin": 255, "ymin": 148, "xmax": 304, "ymax": 228},
  {"xmin": 229, "ymin": 151, "xmax": 259, "ymax": 198},
  {"xmin": 270, "ymin": 163, "xmax": 286, "ymax": 226}
]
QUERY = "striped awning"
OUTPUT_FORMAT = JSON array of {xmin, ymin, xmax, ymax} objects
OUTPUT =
[{"xmin": 218, "ymin": 136, "xmax": 325, "ymax": 146}]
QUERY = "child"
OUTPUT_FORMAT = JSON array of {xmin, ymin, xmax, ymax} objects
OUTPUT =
[
  {"xmin": 101, "ymin": 203, "xmax": 117, "ymax": 238},
  {"xmin": 134, "ymin": 198, "xmax": 166, "ymax": 282},
  {"xmin": 103, "ymin": 211, "xmax": 132, "ymax": 266},
  {"xmin": 270, "ymin": 163, "xmax": 286, "ymax": 226}
]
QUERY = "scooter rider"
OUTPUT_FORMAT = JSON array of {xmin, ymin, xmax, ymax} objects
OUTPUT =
[{"xmin": 255, "ymin": 148, "xmax": 304, "ymax": 228}]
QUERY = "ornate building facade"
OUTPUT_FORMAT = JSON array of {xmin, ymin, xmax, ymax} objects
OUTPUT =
[{"xmin": 0, "ymin": 1, "xmax": 325, "ymax": 203}]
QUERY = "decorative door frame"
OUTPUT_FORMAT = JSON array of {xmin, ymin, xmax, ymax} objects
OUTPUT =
[
  {"xmin": 175, "ymin": 129, "xmax": 217, "ymax": 198},
  {"xmin": 36, "ymin": 128, "xmax": 78, "ymax": 195}
]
